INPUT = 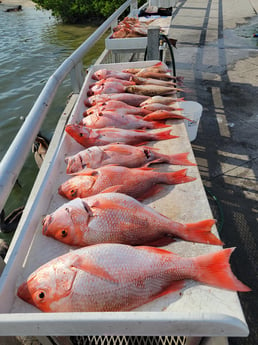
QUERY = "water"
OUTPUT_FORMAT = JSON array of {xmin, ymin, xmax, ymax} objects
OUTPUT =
[{"xmin": 0, "ymin": 4, "xmax": 105, "ymax": 227}]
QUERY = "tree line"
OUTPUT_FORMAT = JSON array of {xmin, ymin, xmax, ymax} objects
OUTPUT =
[{"xmin": 34, "ymin": 0, "xmax": 145, "ymax": 24}]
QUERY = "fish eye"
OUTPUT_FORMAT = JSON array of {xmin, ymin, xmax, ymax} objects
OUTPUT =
[
  {"xmin": 61, "ymin": 229, "xmax": 68, "ymax": 237},
  {"xmin": 70, "ymin": 189, "xmax": 77, "ymax": 197},
  {"xmin": 79, "ymin": 133, "xmax": 83, "ymax": 137},
  {"xmin": 35, "ymin": 290, "xmax": 46, "ymax": 302}
]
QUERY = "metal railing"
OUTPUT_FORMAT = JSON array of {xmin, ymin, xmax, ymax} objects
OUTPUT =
[{"xmin": 0, "ymin": 0, "xmax": 138, "ymax": 213}]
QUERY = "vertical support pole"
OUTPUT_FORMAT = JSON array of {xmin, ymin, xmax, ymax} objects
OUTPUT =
[
  {"xmin": 130, "ymin": 0, "xmax": 138, "ymax": 17},
  {"xmin": 70, "ymin": 61, "xmax": 85, "ymax": 93},
  {"xmin": 146, "ymin": 26, "xmax": 160, "ymax": 61}
]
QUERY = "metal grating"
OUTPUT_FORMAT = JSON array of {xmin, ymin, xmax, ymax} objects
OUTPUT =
[{"xmin": 70, "ymin": 336, "xmax": 186, "ymax": 345}]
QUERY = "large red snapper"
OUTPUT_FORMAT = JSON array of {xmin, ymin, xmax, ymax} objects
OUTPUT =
[
  {"xmin": 65, "ymin": 125, "xmax": 178, "ymax": 148},
  {"xmin": 80, "ymin": 111, "xmax": 168, "ymax": 130},
  {"xmin": 65, "ymin": 144, "xmax": 195, "ymax": 174},
  {"xmin": 17, "ymin": 243, "xmax": 250, "ymax": 312},
  {"xmin": 91, "ymin": 69, "xmax": 133, "ymax": 81},
  {"xmin": 58, "ymin": 165, "xmax": 196, "ymax": 201},
  {"xmin": 85, "ymin": 93, "xmax": 150, "ymax": 107},
  {"xmin": 42, "ymin": 192, "xmax": 222, "ymax": 247},
  {"xmin": 84, "ymin": 100, "xmax": 151, "ymax": 116}
]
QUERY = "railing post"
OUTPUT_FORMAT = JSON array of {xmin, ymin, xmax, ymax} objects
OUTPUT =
[
  {"xmin": 130, "ymin": 0, "xmax": 138, "ymax": 16},
  {"xmin": 70, "ymin": 61, "xmax": 85, "ymax": 93},
  {"xmin": 146, "ymin": 26, "xmax": 160, "ymax": 60}
]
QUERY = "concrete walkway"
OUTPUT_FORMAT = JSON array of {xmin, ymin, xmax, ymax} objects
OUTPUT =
[{"xmin": 171, "ymin": 0, "xmax": 258, "ymax": 344}]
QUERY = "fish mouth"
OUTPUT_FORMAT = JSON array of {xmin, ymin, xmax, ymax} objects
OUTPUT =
[{"xmin": 17, "ymin": 281, "xmax": 34, "ymax": 305}]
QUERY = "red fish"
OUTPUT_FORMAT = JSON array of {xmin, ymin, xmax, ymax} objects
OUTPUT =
[
  {"xmin": 87, "ymin": 80, "xmax": 127, "ymax": 96},
  {"xmin": 143, "ymin": 110, "xmax": 191, "ymax": 122},
  {"xmin": 125, "ymin": 85, "xmax": 183, "ymax": 97},
  {"xmin": 65, "ymin": 144, "xmax": 195, "ymax": 173},
  {"xmin": 65, "ymin": 124, "xmax": 178, "ymax": 148},
  {"xmin": 131, "ymin": 75, "xmax": 177, "ymax": 87},
  {"xmin": 91, "ymin": 69, "xmax": 132, "ymax": 81},
  {"xmin": 17, "ymin": 243, "xmax": 250, "ymax": 312},
  {"xmin": 80, "ymin": 111, "xmax": 168, "ymax": 130},
  {"xmin": 122, "ymin": 61, "xmax": 170, "ymax": 75},
  {"xmin": 42, "ymin": 192, "xmax": 222, "ymax": 247},
  {"xmin": 85, "ymin": 93, "xmax": 150, "ymax": 107},
  {"xmin": 141, "ymin": 102, "xmax": 182, "ymax": 112},
  {"xmin": 84, "ymin": 100, "xmax": 151, "ymax": 116},
  {"xmin": 58, "ymin": 165, "xmax": 195, "ymax": 200},
  {"xmin": 140, "ymin": 96, "xmax": 184, "ymax": 106}
]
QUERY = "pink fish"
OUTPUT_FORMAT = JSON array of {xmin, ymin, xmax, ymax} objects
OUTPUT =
[
  {"xmin": 125, "ymin": 85, "xmax": 183, "ymax": 97},
  {"xmin": 65, "ymin": 144, "xmax": 195, "ymax": 173},
  {"xmin": 79, "ymin": 111, "xmax": 168, "ymax": 130},
  {"xmin": 143, "ymin": 110, "xmax": 191, "ymax": 122},
  {"xmin": 83, "ymin": 100, "xmax": 150, "ymax": 117},
  {"xmin": 58, "ymin": 165, "xmax": 195, "ymax": 200},
  {"xmin": 91, "ymin": 69, "xmax": 132, "ymax": 81},
  {"xmin": 140, "ymin": 96, "xmax": 184, "ymax": 106},
  {"xmin": 85, "ymin": 93, "xmax": 150, "ymax": 107},
  {"xmin": 17, "ymin": 243, "xmax": 250, "ymax": 312},
  {"xmin": 131, "ymin": 75, "xmax": 177, "ymax": 87},
  {"xmin": 89, "ymin": 78, "xmax": 135, "ymax": 89},
  {"xmin": 87, "ymin": 80, "xmax": 127, "ymax": 96},
  {"xmin": 141, "ymin": 102, "xmax": 182, "ymax": 112},
  {"xmin": 65, "ymin": 124, "xmax": 178, "ymax": 148},
  {"xmin": 42, "ymin": 192, "xmax": 222, "ymax": 247},
  {"xmin": 122, "ymin": 61, "xmax": 170, "ymax": 75}
]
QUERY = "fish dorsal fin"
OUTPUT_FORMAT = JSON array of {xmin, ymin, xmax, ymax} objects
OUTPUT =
[{"xmin": 72, "ymin": 256, "xmax": 118, "ymax": 283}]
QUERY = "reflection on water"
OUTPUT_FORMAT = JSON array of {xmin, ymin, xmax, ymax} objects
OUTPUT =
[{"xmin": 0, "ymin": 4, "xmax": 105, "ymax": 218}]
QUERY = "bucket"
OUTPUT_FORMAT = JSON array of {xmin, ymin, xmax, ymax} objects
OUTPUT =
[{"xmin": 179, "ymin": 101, "xmax": 203, "ymax": 142}]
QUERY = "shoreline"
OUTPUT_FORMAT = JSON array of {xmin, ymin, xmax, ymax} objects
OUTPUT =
[{"xmin": 0, "ymin": 0, "xmax": 36, "ymax": 8}]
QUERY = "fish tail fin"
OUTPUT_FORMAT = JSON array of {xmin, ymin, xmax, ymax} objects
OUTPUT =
[
  {"xmin": 194, "ymin": 248, "xmax": 251, "ymax": 291},
  {"xmin": 183, "ymin": 220, "xmax": 223, "ymax": 245},
  {"xmin": 154, "ymin": 129, "xmax": 178, "ymax": 141},
  {"xmin": 163, "ymin": 169, "xmax": 196, "ymax": 185},
  {"xmin": 167, "ymin": 152, "xmax": 196, "ymax": 166}
]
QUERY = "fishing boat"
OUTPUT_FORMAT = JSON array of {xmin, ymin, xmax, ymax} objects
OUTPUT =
[{"xmin": 0, "ymin": 0, "xmax": 249, "ymax": 343}]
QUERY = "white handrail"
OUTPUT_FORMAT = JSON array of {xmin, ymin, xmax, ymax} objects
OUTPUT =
[{"xmin": 0, "ymin": 0, "xmax": 137, "ymax": 212}]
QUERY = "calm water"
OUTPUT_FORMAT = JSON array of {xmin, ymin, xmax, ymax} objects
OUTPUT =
[{"xmin": 0, "ymin": 4, "xmax": 105, "ymax": 225}]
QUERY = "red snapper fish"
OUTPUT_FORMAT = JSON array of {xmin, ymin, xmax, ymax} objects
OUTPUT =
[
  {"xmin": 87, "ymin": 80, "xmax": 128, "ymax": 96},
  {"xmin": 65, "ymin": 144, "xmax": 195, "ymax": 173},
  {"xmin": 141, "ymin": 102, "xmax": 182, "ymax": 112},
  {"xmin": 79, "ymin": 111, "xmax": 168, "ymax": 130},
  {"xmin": 122, "ymin": 61, "xmax": 170, "ymax": 75},
  {"xmin": 85, "ymin": 93, "xmax": 150, "ymax": 107},
  {"xmin": 125, "ymin": 85, "xmax": 183, "ymax": 97},
  {"xmin": 91, "ymin": 69, "xmax": 133, "ymax": 81},
  {"xmin": 17, "ymin": 243, "xmax": 250, "ymax": 312},
  {"xmin": 84, "ymin": 100, "xmax": 151, "ymax": 117},
  {"xmin": 42, "ymin": 192, "xmax": 222, "ymax": 247},
  {"xmin": 143, "ymin": 110, "xmax": 191, "ymax": 122},
  {"xmin": 140, "ymin": 96, "xmax": 184, "ymax": 106},
  {"xmin": 58, "ymin": 165, "xmax": 196, "ymax": 201},
  {"xmin": 65, "ymin": 125, "xmax": 177, "ymax": 148}
]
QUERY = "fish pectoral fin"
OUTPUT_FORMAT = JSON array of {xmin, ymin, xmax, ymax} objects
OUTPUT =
[
  {"xmin": 154, "ymin": 280, "xmax": 186, "ymax": 299},
  {"xmin": 105, "ymin": 144, "xmax": 132, "ymax": 155},
  {"xmin": 89, "ymin": 198, "xmax": 126, "ymax": 212},
  {"xmin": 71, "ymin": 257, "xmax": 118, "ymax": 284},
  {"xmin": 100, "ymin": 185, "xmax": 123, "ymax": 193},
  {"xmin": 144, "ymin": 237, "xmax": 176, "ymax": 247}
]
